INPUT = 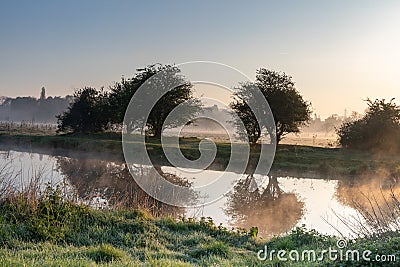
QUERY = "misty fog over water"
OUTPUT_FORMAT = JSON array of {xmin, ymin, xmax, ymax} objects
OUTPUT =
[{"xmin": 0, "ymin": 148, "xmax": 375, "ymax": 238}]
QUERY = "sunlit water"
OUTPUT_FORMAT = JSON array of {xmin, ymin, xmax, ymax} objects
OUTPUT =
[{"xmin": 0, "ymin": 149, "xmax": 375, "ymax": 238}]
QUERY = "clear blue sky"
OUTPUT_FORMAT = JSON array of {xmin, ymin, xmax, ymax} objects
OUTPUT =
[{"xmin": 1, "ymin": 0, "xmax": 399, "ymax": 118}]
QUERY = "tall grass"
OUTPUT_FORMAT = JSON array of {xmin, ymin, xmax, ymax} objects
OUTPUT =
[
  {"xmin": 331, "ymin": 168, "xmax": 400, "ymax": 238},
  {"xmin": 333, "ymin": 188, "xmax": 400, "ymax": 238}
]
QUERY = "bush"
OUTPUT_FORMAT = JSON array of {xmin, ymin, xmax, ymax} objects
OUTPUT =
[
  {"xmin": 57, "ymin": 87, "xmax": 110, "ymax": 134},
  {"xmin": 338, "ymin": 99, "xmax": 400, "ymax": 152}
]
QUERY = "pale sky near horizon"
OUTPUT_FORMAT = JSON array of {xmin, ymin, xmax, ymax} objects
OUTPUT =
[{"xmin": 0, "ymin": 0, "xmax": 399, "ymax": 119}]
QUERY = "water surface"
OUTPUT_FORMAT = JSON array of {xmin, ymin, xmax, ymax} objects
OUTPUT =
[{"xmin": 2, "ymin": 149, "xmax": 396, "ymax": 238}]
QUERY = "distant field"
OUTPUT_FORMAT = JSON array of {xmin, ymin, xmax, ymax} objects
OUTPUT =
[
  {"xmin": 170, "ymin": 121, "xmax": 339, "ymax": 147},
  {"xmin": 0, "ymin": 121, "xmax": 338, "ymax": 147},
  {"xmin": 177, "ymin": 131, "xmax": 338, "ymax": 148},
  {"xmin": 0, "ymin": 121, "xmax": 57, "ymax": 136},
  {"xmin": 280, "ymin": 132, "xmax": 338, "ymax": 147}
]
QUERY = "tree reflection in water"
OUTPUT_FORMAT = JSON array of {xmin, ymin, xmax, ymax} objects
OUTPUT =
[
  {"xmin": 225, "ymin": 174, "xmax": 304, "ymax": 237},
  {"xmin": 56, "ymin": 157, "xmax": 194, "ymax": 217}
]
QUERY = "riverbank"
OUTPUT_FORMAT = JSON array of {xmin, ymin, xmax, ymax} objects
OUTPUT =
[
  {"xmin": 1, "ymin": 133, "xmax": 399, "ymax": 177},
  {"xmin": 0, "ymin": 189, "xmax": 399, "ymax": 266}
]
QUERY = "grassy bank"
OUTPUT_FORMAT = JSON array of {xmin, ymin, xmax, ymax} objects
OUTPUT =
[
  {"xmin": 0, "ymin": 187, "xmax": 399, "ymax": 266},
  {"xmin": 1, "ymin": 133, "xmax": 400, "ymax": 177}
]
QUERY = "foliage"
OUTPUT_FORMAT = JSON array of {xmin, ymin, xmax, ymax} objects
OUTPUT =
[
  {"xmin": 1, "ymin": 186, "xmax": 400, "ymax": 266},
  {"xmin": 0, "ymin": 93, "xmax": 72, "ymax": 123},
  {"xmin": 56, "ymin": 87, "xmax": 110, "ymax": 133},
  {"xmin": 56, "ymin": 64, "xmax": 202, "ymax": 136},
  {"xmin": 267, "ymin": 225, "xmax": 333, "ymax": 251},
  {"xmin": 229, "ymin": 83, "xmax": 263, "ymax": 144},
  {"xmin": 337, "ymin": 98, "xmax": 400, "ymax": 152},
  {"xmin": 256, "ymin": 69, "xmax": 312, "ymax": 142},
  {"xmin": 230, "ymin": 69, "xmax": 312, "ymax": 144},
  {"xmin": 249, "ymin": 226, "xmax": 259, "ymax": 238},
  {"xmin": 109, "ymin": 64, "xmax": 202, "ymax": 138},
  {"xmin": 0, "ymin": 184, "xmax": 91, "ymax": 242}
]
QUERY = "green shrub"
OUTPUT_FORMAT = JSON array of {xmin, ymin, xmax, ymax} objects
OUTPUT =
[
  {"xmin": 337, "ymin": 99, "xmax": 400, "ymax": 153},
  {"xmin": 249, "ymin": 226, "xmax": 259, "ymax": 238}
]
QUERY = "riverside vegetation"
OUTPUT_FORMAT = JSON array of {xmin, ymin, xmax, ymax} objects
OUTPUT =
[
  {"xmin": 0, "ymin": 184, "xmax": 399, "ymax": 266},
  {"xmin": 1, "ymin": 66, "xmax": 400, "ymax": 265}
]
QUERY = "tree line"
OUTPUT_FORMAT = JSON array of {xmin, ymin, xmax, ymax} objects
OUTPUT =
[
  {"xmin": 57, "ymin": 64, "xmax": 312, "ymax": 145},
  {"xmin": 56, "ymin": 63, "xmax": 400, "ymax": 151},
  {"xmin": 0, "ymin": 88, "xmax": 72, "ymax": 123}
]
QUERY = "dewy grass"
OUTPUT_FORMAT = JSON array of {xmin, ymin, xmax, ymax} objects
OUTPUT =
[
  {"xmin": 189, "ymin": 241, "xmax": 231, "ymax": 258},
  {"xmin": 86, "ymin": 243, "xmax": 127, "ymax": 263},
  {"xmin": 0, "ymin": 184, "xmax": 399, "ymax": 266},
  {"xmin": 0, "ymin": 187, "xmax": 259, "ymax": 266}
]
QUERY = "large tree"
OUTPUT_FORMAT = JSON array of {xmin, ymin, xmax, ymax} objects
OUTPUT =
[
  {"xmin": 337, "ymin": 98, "xmax": 400, "ymax": 152},
  {"xmin": 57, "ymin": 87, "xmax": 110, "ymax": 133},
  {"xmin": 230, "ymin": 69, "xmax": 311, "ymax": 144},
  {"xmin": 109, "ymin": 64, "xmax": 202, "ymax": 138}
]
